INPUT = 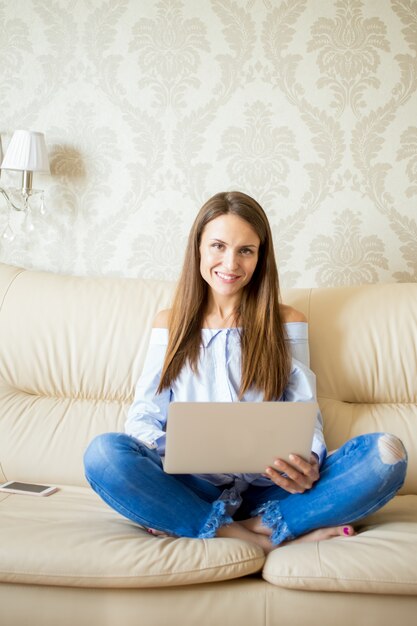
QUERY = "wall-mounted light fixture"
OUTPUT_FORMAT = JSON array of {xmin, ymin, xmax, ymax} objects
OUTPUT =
[{"xmin": 0, "ymin": 130, "xmax": 50, "ymax": 240}]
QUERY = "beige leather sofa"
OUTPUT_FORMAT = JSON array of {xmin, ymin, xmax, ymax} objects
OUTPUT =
[{"xmin": 0, "ymin": 262, "xmax": 416, "ymax": 626}]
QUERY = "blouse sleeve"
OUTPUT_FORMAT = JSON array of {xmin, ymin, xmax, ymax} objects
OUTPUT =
[
  {"xmin": 283, "ymin": 359, "xmax": 327, "ymax": 466},
  {"xmin": 285, "ymin": 321, "xmax": 326, "ymax": 465},
  {"xmin": 285, "ymin": 322, "xmax": 310, "ymax": 367},
  {"xmin": 124, "ymin": 328, "xmax": 170, "ymax": 455}
]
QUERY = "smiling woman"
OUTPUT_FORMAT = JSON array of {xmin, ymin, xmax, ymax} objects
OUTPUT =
[{"xmin": 84, "ymin": 191, "xmax": 407, "ymax": 556}]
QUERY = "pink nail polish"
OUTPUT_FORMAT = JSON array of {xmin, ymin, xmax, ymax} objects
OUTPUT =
[{"xmin": 343, "ymin": 527, "xmax": 350, "ymax": 536}]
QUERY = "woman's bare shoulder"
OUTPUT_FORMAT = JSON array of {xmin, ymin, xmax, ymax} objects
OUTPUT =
[
  {"xmin": 280, "ymin": 304, "xmax": 307, "ymax": 323},
  {"xmin": 152, "ymin": 309, "xmax": 171, "ymax": 328}
]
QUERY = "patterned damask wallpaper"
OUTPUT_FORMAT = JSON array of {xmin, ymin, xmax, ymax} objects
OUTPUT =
[{"xmin": 0, "ymin": 0, "xmax": 416, "ymax": 287}]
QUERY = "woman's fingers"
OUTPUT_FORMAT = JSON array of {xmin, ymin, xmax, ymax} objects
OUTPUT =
[
  {"xmin": 265, "ymin": 453, "xmax": 319, "ymax": 493},
  {"xmin": 264, "ymin": 467, "xmax": 307, "ymax": 493}
]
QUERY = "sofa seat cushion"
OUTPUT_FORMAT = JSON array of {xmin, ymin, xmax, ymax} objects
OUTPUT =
[
  {"xmin": 263, "ymin": 495, "xmax": 417, "ymax": 594},
  {"xmin": 0, "ymin": 486, "xmax": 264, "ymax": 588}
]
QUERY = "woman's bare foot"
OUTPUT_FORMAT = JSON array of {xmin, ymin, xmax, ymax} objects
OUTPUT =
[
  {"xmin": 239, "ymin": 515, "xmax": 272, "ymax": 536},
  {"xmin": 240, "ymin": 517, "xmax": 355, "ymax": 542},
  {"xmin": 146, "ymin": 523, "xmax": 273, "ymax": 551},
  {"xmin": 146, "ymin": 522, "xmax": 355, "ymax": 552},
  {"xmin": 216, "ymin": 521, "xmax": 276, "ymax": 553},
  {"xmin": 217, "ymin": 521, "xmax": 356, "ymax": 555},
  {"xmin": 290, "ymin": 525, "xmax": 355, "ymax": 544}
]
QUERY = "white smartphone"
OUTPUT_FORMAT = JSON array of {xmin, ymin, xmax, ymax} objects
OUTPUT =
[{"xmin": 0, "ymin": 481, "xmax": 58, "ymax": 497}]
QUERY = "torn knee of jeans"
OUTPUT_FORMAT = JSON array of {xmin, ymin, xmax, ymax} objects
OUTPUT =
[{"xmin": 378, "ymin": 433, "xmax": 407, "ymax": 465}]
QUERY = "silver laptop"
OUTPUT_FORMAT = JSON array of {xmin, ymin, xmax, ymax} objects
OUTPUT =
[{"xmin": 164, "ymin": 401, "xmax": 318, "ymax": 474}]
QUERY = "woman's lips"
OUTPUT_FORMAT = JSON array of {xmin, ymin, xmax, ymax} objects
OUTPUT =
[{"xmin": 215, "ymin": 271, "xmax": 241, "ymax": 283}]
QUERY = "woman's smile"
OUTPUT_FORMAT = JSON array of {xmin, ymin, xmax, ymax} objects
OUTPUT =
[{"xmin": 215, "ymin": 270, "xmax": 242, "ymax": 283}]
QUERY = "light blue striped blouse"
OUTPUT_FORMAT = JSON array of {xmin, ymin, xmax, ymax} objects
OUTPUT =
[{"xmin": 125, "ymin": 322, "xmax": 326, "ymax": 488}]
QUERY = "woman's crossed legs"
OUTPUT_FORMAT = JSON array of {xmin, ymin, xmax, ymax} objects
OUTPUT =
[{"xmin": 84, "ymin": 432, "xmax": 407, "ymax": 554}]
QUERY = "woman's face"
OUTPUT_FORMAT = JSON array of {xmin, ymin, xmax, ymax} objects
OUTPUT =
[{"xmin": 199, "ymin": 213, "xmax": 260, "ymax": 302}]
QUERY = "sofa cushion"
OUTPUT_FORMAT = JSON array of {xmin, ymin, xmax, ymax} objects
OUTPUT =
[
  {"xmin": 262, "ymin": 495, "xmax": 417, "ymax": 594},
  {"xmin": 0, "ymin": 486, "xmax": 264, "ymax": 587}
]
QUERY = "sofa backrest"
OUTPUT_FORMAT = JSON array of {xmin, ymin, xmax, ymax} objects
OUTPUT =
[
  {"xmin": 0, "ymin": 264, "xmax": 173, "ymax": 487},
  {"xmin": 0, "ymin": 264, "xmax": 415, "ymax": 493}
]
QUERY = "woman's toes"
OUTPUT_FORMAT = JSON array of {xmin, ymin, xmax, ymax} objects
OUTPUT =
[
  {"xmin": 146, "ymin": 528, "xmax": 170, "ymax": 537},
  {"xmin": 321, "ymin": 525, "xmax": 356, "ymax": 539}
]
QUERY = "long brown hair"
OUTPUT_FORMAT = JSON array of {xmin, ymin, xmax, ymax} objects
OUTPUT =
[{"xmin": 157, "ymin": 191, "xmax": 291, "ymax": 400}]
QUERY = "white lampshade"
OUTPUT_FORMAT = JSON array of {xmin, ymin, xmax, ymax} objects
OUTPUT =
[{"xmin": 1, "ymin": 130, "xmax": 50, "ymax": 173}]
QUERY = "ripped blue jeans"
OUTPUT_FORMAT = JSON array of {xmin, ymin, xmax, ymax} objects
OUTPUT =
[{"xmin": 84, "ymin": 432, "xmax": 407, "ymax": 545}]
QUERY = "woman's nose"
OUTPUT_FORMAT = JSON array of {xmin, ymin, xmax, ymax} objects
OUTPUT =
[{"xmin": 223, "ymin": 250, "xmax": 238, "ymax": 270}]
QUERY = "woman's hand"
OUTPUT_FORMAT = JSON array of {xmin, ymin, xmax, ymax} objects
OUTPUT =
[{"xmin": 265, "ymin": 453, "xmax": 320, "ymax": 494}]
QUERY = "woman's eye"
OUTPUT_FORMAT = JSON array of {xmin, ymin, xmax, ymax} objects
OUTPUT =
[
  {"xmin": 212, "ymin": 243, "xmax": 223, "ymax": 250},
  {"xmin": 240, "ymin": 248, "xmax": 252, "ymax": 255}
]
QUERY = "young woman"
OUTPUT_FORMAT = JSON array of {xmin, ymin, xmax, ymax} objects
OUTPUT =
[{"xmin": 84, "ymin": 191, "xmax": 407, "ymax": 554}]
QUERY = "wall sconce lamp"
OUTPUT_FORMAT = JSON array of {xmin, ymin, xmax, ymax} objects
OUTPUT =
[{"xmin": 0, "ymin": 130, "xmax": 50, "ymax": 239}]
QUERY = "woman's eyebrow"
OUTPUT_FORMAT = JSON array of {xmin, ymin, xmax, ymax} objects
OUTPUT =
[{"xmin": 209, "ymin": 238, "xmax": 258, "ymax": 248}]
